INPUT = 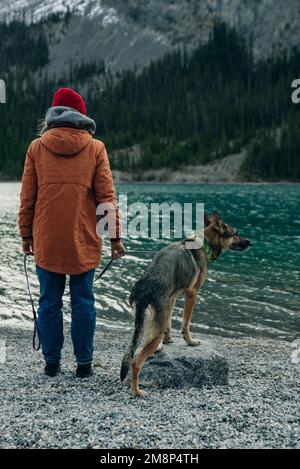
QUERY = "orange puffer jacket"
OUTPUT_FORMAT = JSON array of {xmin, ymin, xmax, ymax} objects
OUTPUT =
[{"xmin": 19, "ymin": 127, "xmax": 120, "ymax": 274}]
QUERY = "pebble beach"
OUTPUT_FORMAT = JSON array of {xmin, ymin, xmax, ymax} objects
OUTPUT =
[{"xmin": 1, "ymin": 325, "xmax": 299, "ymax": 449}]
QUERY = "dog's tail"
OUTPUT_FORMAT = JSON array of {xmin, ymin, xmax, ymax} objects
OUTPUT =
[{"xmin": 120, "ymin": 301, "xmax": 147, "ymax": 382}]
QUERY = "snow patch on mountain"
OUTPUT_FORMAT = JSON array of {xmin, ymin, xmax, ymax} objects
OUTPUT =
[
  {"xmin": 0, "ymin": 0, "xmax": 119, "ymax": 26},
  {"xmin": 1, "ymin": 0, "xmax": 299, "ymax": 74}
]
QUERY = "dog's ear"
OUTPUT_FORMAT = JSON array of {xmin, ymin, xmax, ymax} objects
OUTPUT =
[
  {"xmin": 204, "ymin": 214, "xmax": 211, "ymax": 226},
  {"xmin": 211, "ymin": 211, "xmax": 224, "ymax": 231}
]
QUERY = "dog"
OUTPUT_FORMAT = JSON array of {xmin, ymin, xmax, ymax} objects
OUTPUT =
[{"xmin": 120, "ymin": 211, "xmax": 252, "ymax": 396}]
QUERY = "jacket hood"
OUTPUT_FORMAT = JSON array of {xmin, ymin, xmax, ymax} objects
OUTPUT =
[
  {"xmin": 40, "ymin": 106, "xmax": 96, "ymax": 156},
  {"xmin": 41, "ymin": 127, "xmax": 92, "ymax": 156},
  {"xmin": 42, "ymin": 106, "xmax": 96, "ymax": 134}
]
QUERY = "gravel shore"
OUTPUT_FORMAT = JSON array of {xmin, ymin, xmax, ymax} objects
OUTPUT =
[{"xmin": 0, "ymin": 325, "xmax": 299, "ymax": 449}]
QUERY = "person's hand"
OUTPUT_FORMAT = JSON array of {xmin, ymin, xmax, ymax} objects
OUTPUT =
[
  {"xmin": 110, "ymin": 239, "xmax": 126, "ymax": 259},
  {"xmin": 22, "ymin": 237, "xmax": 34, "ymax": 256}
]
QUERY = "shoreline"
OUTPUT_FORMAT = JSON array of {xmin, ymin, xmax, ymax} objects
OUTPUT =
[
  {"xmin": 1, "ymin": 149, "xmax": 299, "ymax": 184},
  {"xmin": 1, "ymin": 325, "xmax": 299, "ymax": 449},
  {"xmin": 0, "ymin": 178, "xmax": 299, "ymax": 184}
]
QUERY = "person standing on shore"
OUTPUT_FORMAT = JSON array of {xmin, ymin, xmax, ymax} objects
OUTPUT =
[{"xmin": 19, "ymin": 87, "xmax": 125, "ymax": 378}]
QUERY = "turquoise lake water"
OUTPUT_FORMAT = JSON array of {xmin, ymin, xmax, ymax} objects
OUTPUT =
[{"xmin": 0, "ymin": 182, "xmax": 299, "ymax": 340}]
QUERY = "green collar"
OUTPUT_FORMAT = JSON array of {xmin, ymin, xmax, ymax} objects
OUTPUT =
[{"xmin": 203, "ymin": 239, "xmax": 216, "ymax": 262}]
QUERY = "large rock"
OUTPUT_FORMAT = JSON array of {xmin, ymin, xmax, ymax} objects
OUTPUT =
[{"xmin": 139, "ymin": 337, "xmax": 229, "ymax": 389}]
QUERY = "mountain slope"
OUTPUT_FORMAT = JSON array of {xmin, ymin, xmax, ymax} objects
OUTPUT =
[
  {"xmin": 1, "ymin": 21, "xmax": 299, "ymax": 181},
  {"xmin": 1, "ymin": 0, "xmax": 300, "ymax": 74}
]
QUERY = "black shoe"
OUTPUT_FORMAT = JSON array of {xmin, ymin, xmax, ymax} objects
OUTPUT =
[
  {"xmin": 76, "ymin": 363, "xmax": 93, "ymax": 378},
  {"xmin": 44, "ymin": 362, "xmax": 60, "ymax": 377}
]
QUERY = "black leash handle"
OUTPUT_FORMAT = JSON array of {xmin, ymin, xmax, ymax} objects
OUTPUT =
[
  {"xmin": 93, "ymin": 257, "xmax": 115, "ymax": 282},
  {"xmin": 23, "ymin": 255, "xmax": 41, "ymax": 351}
]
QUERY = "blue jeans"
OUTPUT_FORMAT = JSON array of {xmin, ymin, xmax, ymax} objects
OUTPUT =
[{"xmin": 36, "ymin": 265, "xmax": 96, "ymax": 365}]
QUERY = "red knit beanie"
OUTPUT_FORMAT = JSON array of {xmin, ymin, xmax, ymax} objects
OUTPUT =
[{"xmin": 52, "ymin": 87, "xmax": 86, "ymax": 115}]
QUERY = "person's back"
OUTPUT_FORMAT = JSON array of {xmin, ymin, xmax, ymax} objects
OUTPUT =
[{"xmin": 19, "ymin": 88, "xmax": 125, "ymax": 378}]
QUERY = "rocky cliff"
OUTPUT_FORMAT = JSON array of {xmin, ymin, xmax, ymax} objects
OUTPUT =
[{"xmin": 1, "ymin": 0, "xmax": 299, "ymax": 75}]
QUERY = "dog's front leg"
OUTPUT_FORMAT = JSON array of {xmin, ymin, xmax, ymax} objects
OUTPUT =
[
  {"xmin": 163, "ymin": 297, "xmax": 176, "ymax": 344},
  {"xmin": 182, "ymin": 289, "xmax": 200, "ymax": 346}
]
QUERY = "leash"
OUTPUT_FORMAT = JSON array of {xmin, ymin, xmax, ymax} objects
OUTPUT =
[
  {"xmin": 23, "ymin": 250, "xmax": 157, "ymax": 350},
  {"xmin": 84, "ymin": 251, "xmax": 157, "ymax": 286},
  {"xmin": 23, "ymin": 255, "xmax": 41, "ymax": 351},
  {"xmin": 93, "ymin": 250, "xmax": 157, "ymax": 282},
  {"xmin": 93, "ymin": 257, "xmax": 115, "ymax": 282},
  {"xmin": 23, "ymin": 255, "xmax": 116, "ymax": 349},
  {"xmin": 63, "ymin": 257, "xmax": 115, "ymax": 296}
]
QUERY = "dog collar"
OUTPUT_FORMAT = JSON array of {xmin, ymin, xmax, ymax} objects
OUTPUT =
[{"xmin": 203, "ymin": 239, "xmax": 218, "ymax": 262}]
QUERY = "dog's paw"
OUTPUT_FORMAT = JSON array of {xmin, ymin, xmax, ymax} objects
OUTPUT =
[
  {"xmin": 133, "ymin": 388, "xmax": 147, "ymax": 398},
  {"xmin": 163, "ymin": 336, "xmax": 174, "ymax": 344},
  {"xmin": 187, "ymin": 338, "xmax": 201, "ymax": 346}
]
